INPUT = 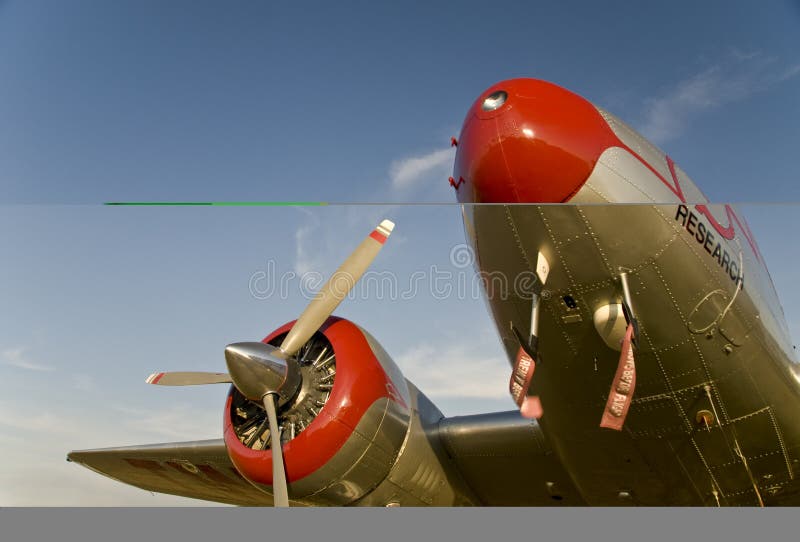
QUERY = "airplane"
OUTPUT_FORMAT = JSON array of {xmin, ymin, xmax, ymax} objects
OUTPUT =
[{"xmin": 68, "ymin": 78, "xmax": 800, "ymax": 506}]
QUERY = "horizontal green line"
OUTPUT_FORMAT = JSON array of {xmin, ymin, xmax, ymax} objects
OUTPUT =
[{"xmin": 104, "ymin": 202, "xmax": 328, "ymax": 206}]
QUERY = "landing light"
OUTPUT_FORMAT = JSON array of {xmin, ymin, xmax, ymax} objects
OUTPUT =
[
  {"xmin": 593, "ymin": 303, "xmax": 628, "ymax": 351},
  {"xmin": 481, "ymin": 90, "xmax": 507, "ymax": 111}
]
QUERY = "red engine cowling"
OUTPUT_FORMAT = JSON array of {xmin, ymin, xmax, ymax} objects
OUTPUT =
[{"xmin": 223, "ymin": 316, "xmax": 412, "ymax": 505}]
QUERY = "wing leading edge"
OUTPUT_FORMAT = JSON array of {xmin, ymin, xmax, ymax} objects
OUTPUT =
[{"xmin": 67, "ymin": 439, "xmax": 272, "ymax": 506}]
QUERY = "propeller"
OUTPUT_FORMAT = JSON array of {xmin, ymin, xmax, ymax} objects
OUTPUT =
[
  {"xmin": 143, "ymin": 219, "xmax": 395, "ymax": 506},
  {"xmin": 278, "ymin": 219, "xmax": 395, "ymax": 357},
  {"xmin": 222, "ymin": 342, "xmax": 295, "ymax": 507},
  {"xmin": 145, "ymin": 372, "xmax": 231, "ymax": 386},
  {"xmin": 262, "ymin": 393, "xmax": 288, "ymax": 506}
]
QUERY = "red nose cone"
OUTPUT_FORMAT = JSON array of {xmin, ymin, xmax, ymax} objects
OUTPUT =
[{"xmin": 453, "ymin": 79, "xmax": 618, "ymax": 203}]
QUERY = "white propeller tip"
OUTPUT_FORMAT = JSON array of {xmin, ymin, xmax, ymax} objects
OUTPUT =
[
  {"xmin": 145, "ymin": 373, "xmax": 164, "ymax": 384},
  {"xmin": 378, "ymin": 219, "xmax": 395, "ymax": 234}
]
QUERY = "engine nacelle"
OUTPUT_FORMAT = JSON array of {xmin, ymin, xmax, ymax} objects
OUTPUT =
[{"xmin": 223, "ymin": 316, "xmax": 412, "ymax": 505}]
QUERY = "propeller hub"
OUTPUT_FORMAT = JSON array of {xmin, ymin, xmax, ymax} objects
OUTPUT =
[{"xmin": 224, "ymin": 342, "xmax": 302, "ymax": 407}]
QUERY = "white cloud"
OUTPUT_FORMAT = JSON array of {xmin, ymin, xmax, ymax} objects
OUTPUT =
[
  {"xmin": 780, "ymin": 63, "xmax": 800, "ymax": 81},
  {"xmin": 113, "ymin": 403, "xmax": 222, "ymax": 442},
  {"xmin": 294, "ymin": 209, "xmax": 322, "ymax": 277},
  {"xmin": 2, "ymin": 347, "xmax": 54, "ymax": 372},
  {"xmin": 0, "ymin": 402, "xmax": 82, "ymax": 434},
  {"xmin": 291, "ymin": 207, "xmax": 393, "ymax": 288},
  {"xmin": 640, "ymin": 52, "xmax": 800, "ymax": 144},
  {"xmin": 389, "ymin": 147, "xmax": 455, "ymax": 191},
  {"xmin": 397, "ymin": 341, "xmax": 509, "ymax": 400}
]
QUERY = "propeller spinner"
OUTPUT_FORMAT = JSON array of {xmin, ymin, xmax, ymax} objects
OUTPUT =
[{"xmin": 223, "ymin": 342, "xmax": 301, "ymax": 407}]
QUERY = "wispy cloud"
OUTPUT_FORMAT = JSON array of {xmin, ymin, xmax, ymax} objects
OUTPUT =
[
  {"xmin": 2, "ymin": 347, "xmax": 54, "ymax": 372},
  {"xmin": 396, "ymin": 341, "xmax": 509, "ymax": 400},
  {"xmin": 114, "ymin": 403, "xmax": 222, "ymax": 441},
  {"xmin": 640, "ymin": 52, "xmax": 800, "ymax": 144},
  {"xmin": 389, "ymin": 147, "xmax": 455, "ymax": 191},
  {"xmin": 0, "ymin": 402, "xmax": 81, "ymax": 434},
  {"xmin": 294, "ymin": 209, "xmax": 323, "ymax": 277},
  {"xmin": 290, "ymin": 207, "xmax": 394, "ymax": 285}
]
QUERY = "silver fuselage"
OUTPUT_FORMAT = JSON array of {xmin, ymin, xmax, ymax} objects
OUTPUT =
[{"xmin": 462, "ymin": 111, "xmax": 800, "ymax": 505}]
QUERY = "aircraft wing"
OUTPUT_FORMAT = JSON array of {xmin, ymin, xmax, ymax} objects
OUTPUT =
[
  {"xmin": 68, "ymin": 412, "xmax": 585, "ymax": 506},
  {"xmin": 67, "ymin": 439, "xmax": 273, "ymax": 506},
  {"xmin": 437, "ymin": 411, "xmax": 585, "ymax": 505}
]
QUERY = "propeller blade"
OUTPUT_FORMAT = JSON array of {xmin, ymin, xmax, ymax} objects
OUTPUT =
[
  {"xmin": 145, "ymin": 372, "xmax": 231, "ymax": 386},
  {"xmin": 263, "ymin": 393, "xmax": 289, "ymax": 507},
  {"xmin": 279, "ymin": 219, "xmax": 394, "ymax": 357}
]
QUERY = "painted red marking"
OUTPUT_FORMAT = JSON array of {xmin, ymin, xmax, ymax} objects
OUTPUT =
[
  {"xmin": 696, "ymin": 204, "xmax": 734, "ymax": 238},
  {"xmin": 664, "ymin": 155, "xmax": 687, "ymax": 202},
  {"xmin": 197, "ymin": 464, "xmax": 234, "ymax": 485},
  {"xmin": 369, "ymin": 230, "xmax": 387, "ymax": 244},
  {"xmin": 695, "ymin": 204, "xmax": 763, "ymax": 263},
  {"xmin": 618, "ymin": 145, "xmax": 762, "ymax": 263},
  {"xmin": 151, "ymin": 373, "xmax": 164, "ymax": 384},
  {"xmin": 124, "ymin": 458, "xmax": 164, "ymax": 471},
  {"xmin": 165, "ymin": 461, "xmax": 194, "ymax": 475},
  {"xmin": 615, "ymin": 143, "xmax": 689, "ymax": 205},
  {"xmin": 731, "ymin": 210, "xmax": 763, "ymax": 263},
  {"xmin": 385, "ymin": 382, "xmax": 408, "ymax": 409}
]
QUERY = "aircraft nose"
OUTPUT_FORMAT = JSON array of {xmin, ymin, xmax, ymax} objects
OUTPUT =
[{"xmin": 452, "ymin": 79, "xmax": 618, "ymax": 203}]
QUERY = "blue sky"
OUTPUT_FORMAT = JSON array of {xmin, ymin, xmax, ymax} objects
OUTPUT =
[
  {"xmin": 0, "ymin": 1, "xmax": 799, "ymax": 505},
  {"xmin": 1, "ymin": 1, "xmax": 799, "ymax": 203}
]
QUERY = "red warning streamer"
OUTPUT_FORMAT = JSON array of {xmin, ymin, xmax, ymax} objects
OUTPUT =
[
  {"xmin": 509, "ymin": 347, "xmax": 542, "ymax": 419},
  {"xmin": 600, "ymin": 323, "xmax": 636, "ymax": 430}
]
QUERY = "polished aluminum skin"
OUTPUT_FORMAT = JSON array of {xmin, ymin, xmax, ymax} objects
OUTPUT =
[
  {"xmin": 224, "ymin": 342, "xmax": 301, "ymax": 407},
  {"xmin": 465, "ymin": 203, "xmax": 800, "ymax": 505}
]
